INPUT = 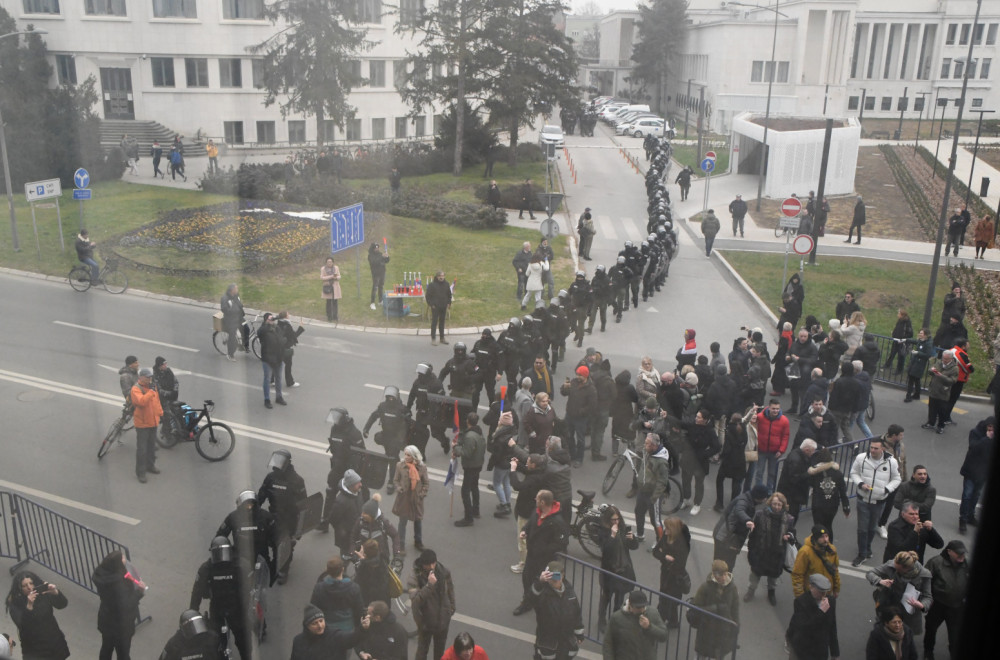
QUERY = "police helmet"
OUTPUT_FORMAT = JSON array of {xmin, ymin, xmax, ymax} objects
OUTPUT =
[
  {"xmin": 558, "ymin": 289, "xmax": 569, "ymax": 299},
  {"xmin": 267, "ymin": 449, "xmax": 291, "ymax": 472},
  {"xmin": 326, "ymin": 407, "xmax": 352, "ymax": 427},
  {"xmin": 624, "ymin": 240, "xmax": 634, "ymax": 249},
  {"xmin": 236, "ymin": 490, "xmax": 257, "ymax": 507},
  {"xmin": 617, "ymin": 255, "xmax": 626, "ymax": 265},
  {"xmin": 575, "ymin": 270, "xmax": 586, "ymax": 278},
  {"xmin": 647, "ymin": 233, "xmax": 657, "ymax": 242},
  {"xmin": 180, "ymin": 610, "xmax": 209, "ymax": 639},
  {"xmin": 641, "ymin": 241, "xmax": 649, "ymax": 249},
  {"xmin": 534, "ymin": 299, "xmax": 547, "ymax": 309},
  {"xmin": 654, "ymin": 190, "xmax": 663, "ymax": 198},
  {"xmin": 521, "ymin": 314, "xmax": 534, "ymax": 327},
  {"xmin": 416, "ymin": 363, "xmax": 431, "ymax": 376},
  {"xmin": 383, "ymin": 385, "xmax": 400, "ymax": 401},
  {"xmin": 481, "ymin": 328, "xmax": 493, "ymax": 339},
  {"xmin": 508, "ymin": 317, "xmax": 522, "ymax": 330},
  {"xmin": 453, "ymin": 342, "xmax": 467, "ymax": 358},
  {"xmin": 210, "ymin": 536, "xmax": 233, "ymax": 564},
  {"xmin": 657, "ymin": 224, "xmax": 666, "ymax": 235},
  {"xmin": 595, "ymin": 264, "xmax": 606, "ymax": 273}
]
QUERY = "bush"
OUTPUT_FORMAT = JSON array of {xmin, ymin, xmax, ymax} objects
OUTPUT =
[
  {"xmin": 89, "ymin": 145, "xmax": 127, "ymax": 183},
  {"xmin": 198, "ymin": 163, "xmax": 279, "ymax": 199}
]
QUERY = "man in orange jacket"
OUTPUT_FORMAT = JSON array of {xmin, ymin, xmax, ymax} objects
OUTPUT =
[{"xmin": 132, "ymin": 367, "xmax": 163, "ymax": 483}]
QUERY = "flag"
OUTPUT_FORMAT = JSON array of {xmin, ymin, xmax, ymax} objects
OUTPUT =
[
  {"xmin": 500, "ymin": 385, "xmax": 507, "ymax": 412},
  {"xmin": 444, "ymin": 456, "xmax": 459, "ymax": 495}
]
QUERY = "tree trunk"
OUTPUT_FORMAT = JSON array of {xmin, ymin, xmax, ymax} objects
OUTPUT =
[
  {"xmin": 453, "ymin": 0, "xmax": 467, "ymax": 176},
  {"xmin": 316, "ymin": 106, "xmax": 325, "ymax": 150},
  {"xmin": 507, "ymin": 116, "xmax": 519, "ymax": 168}
]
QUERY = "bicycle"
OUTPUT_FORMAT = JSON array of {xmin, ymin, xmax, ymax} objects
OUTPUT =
[
  {"xmin": 867, "ymin": 391, "xmax": 876, "ymax": 422},
  {"xmin": 98, "ymin": 401, "xmax": 135, "ymax": 459},
  {"xmin": 601, "ymin": 443, "xmax": 684, "ymax": 516},
  {"xmin": 569, "ymin": 489, "xmax": 606, "ymax": 560},
  {"xmin": 156, "ymin": 399, "xmax": 236, "ymax": 462},
  {"xmin": 213, "ymin": 313, "xmax": 262, "ymax": 359},
  {"xmin": 774, "ymin": 218, "xmax": 796, "ymax": 238},
  {"xmin": 69, "ymin": 257, "xmax": 129, "ymax": 294}
]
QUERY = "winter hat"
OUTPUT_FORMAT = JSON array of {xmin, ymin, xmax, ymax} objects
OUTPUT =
[
  {"xmin": 945, "ymin": 539, "xmax": 967, "ymax": 556},
  {"xmin": 627, "ymin": 590, "xmax": 648, "ymax": 607},
  {"xmin": 811, "ymin": 525, "xmax": 829, "ymax": 540},
  {"xmin": 303, "ymin": 604, "xmax": 324, "ymax": 626},
  {"xmin": 685, "ymin": 329, "xmax": 696, "ymax": 340},
  {"xmin": 575, "ymin": 365, "xmax": 589, "ymax": 377},
  {"xmin": 154, "ymin": 356, "xmax": 167, "ymax": 368},
  {"xmin": 342, "ymin": 469, "xmax": 362, "ymax": 489},
  {"xmin": 644, "ymin": 397, "xmax": 658, "ymax": 410},
  {"xmin": 362, "ymin": 496, "xmax": 381, "ymax": 520},
  {"xmin": 417, "ymin": 549, "xmax": 437, "ymax": 567},
  {"xmin": 546, "ymin": 559, "xmax": 565, "ymax": 573},
  {"xmin": 685, "ymin": 373, "xmax": 699, "ymax": 386},
  {"xmin": 750, "ymin": 484, "xmax": 770, "ymax": 501},
  {"xmin": 125, "ymin": 355, "xmax": 138, "ymax": 366},
  {"xmin": 808, "ymin": 574, "xmax": 831, "ymax": 591},
  {"xmin": 138, "ymin": 367, "xmax": 154, "ymax": 378}
]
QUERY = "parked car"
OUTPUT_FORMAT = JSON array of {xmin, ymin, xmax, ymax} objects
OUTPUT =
[
  {"xmin": 614, "ymin": 112, "xmax": 657, "ymax": 131},
  {"xmin": 627, "ymin": 118, "xmax": 668, "ymax": 138},
  {"xmin": 599, "ymin": 103, "xmax": 627, "ymax": 121},
  {"xmin": 539, "ymin": 124, "xmax": 566, "ymax": 148}
]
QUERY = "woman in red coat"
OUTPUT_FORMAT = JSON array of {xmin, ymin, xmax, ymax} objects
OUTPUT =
[{"xmin": 440, "ymin": 631, "xmax": 490, "ymax": 660}]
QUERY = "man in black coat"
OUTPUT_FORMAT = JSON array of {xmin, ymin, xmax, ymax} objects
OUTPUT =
[
  {"xmin": 425, "ymin": 271, "xmax": 452, "ymax": 345},
  {"xmin": 777, "ymin": 439, "xmax": 818, "ymax": 524},
  {"xmin": 514, "ymin": 490, "xmax": 570, "ymax": 616},
  {"xmin": 367, "ymin": 243, "xmax": 389, "ymax": 309},
  {"xmin": 883, "ymin": 501, "xmax": 944, "ymax": 563},
  {"xmin": 785, "ymin": 574, "xmax": 839, "ymax": 660},
  {"xmin": 290, "ymin": 605, "xmax": 364, "ymax": 660},
  {"xmin": 728, "ymin": 194, "xmax": 748, "ymax": 237},
  {"xmin": 258, "ymin": 313, "xmax": 286, "ymax": 409},
  {"xmin": 828, "ymin": 362, "xmax": 862, "ymax": 443},
  {"xmin": 846, "ymin": 195, "xmax": 866, "ymax": 244}
]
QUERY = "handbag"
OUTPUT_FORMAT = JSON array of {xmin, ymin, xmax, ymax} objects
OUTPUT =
[
  {"xmin": 785, "ymin": 364, "xmax": 800, "ymax": 381},
  {"xmin": 685, "ymin": 597, "xmax": 702, "ymax": 628},
  {"xmin": 669, "ymin": 568, "xmax": 692, "ymax": 595},
  {"xmin": 783, "ymin": 540, "xmax": 799, "ymax": 573},
  {"xmin": 323, "ymin": 282, "xmax": 334, "ymax": 295},
  {"xmin": 744, "ymin": 411, "xmax": 759, "ymax": 463}
]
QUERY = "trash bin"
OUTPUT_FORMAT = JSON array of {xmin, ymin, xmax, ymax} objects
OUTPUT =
[
  {"xmin": 893, "ymin": 129, "xmax": 902, "ymax": 140},
  {"xmin": 981, "ymin": 177, "xmax": 990, "ymax": 197}
]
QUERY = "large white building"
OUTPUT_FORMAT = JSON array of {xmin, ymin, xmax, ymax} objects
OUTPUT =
[{"xmin": 1, "ymin": 0, "xmax": 438, "ymax": 145}]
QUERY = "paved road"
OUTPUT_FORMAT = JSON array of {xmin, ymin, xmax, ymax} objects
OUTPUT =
[{"xmin": 0, "ymin": 125, "xmax": 991, "ymax": 660}]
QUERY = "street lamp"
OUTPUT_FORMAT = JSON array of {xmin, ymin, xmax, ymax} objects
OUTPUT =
[
  {"xmin": 729, "ymin": 1, "xmax": 789, "ymax": 213},
  {"xmin": 914, "ymin": 91, "xmax": 932, "ymax": 154},
  {"xmin": 0, "ymin": 28, "xmax": 48, "ymax": 252},
  {"xmin": 965, "ymin": 108, "xmax": 994, "ymax": 205},
  {"xmin": 923, "ymin": 0, "xmax": 983, "ymax": 332}
]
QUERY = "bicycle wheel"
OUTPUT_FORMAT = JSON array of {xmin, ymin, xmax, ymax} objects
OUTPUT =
[
  {"xmin": 659, "ymin": 478, "xmax": 684, "ymax": 515},
  {"xmin": 577, "ymin": 518, "xmax": 604, "ymax": 560},
  {"xmin": 69, "ymin": 266, "xmax": 93, "ymax": 292},
  {"xmin": 249, "ymin": 334, "xmax": 261, "ymax": 359},
  {"xmin": 602, "ymin": 458, "xmax": 625, "ymax": 495},
  {"xmin": 212, "ymin": 331, "xmax": 228, "ymax": 356},
  {"xmin": 98, "ymin": 417, "xmax": 126, "ymax": 459},
  {"xmin": 156, "ymin": 418, "xmax": 181, "ymax": 449},
  {"xmin": 774, "ymin": 221, "xmax": 785, "ymax": 238},
  {"xmin": 195, "ymin": 422, "xmax": 236, "ymax": 461},
  {"xmin": 867, "ymin": 392, "xmax": 876, "ymax": 422},
  {"xmin": 102, "ymin": 269, "xmax": 128, "ymax": 294}
]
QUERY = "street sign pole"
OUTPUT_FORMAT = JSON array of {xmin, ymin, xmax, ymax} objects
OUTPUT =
[
  {"xmin": 700, "ymin": 157, "xmax": 716, "ymax": 213},
  {"xmin": 55, "ymin": 197, "xmax": 64, "ymax": 251},
  {"xmin": 30, "ymin": 202, "xmax": 40, "ymax": 259}
]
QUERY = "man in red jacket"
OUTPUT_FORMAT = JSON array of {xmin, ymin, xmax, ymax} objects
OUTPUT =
[
  {"xmin": 754, "ymin": 399, "xmax": 789, "ymax": 492},
  {"xmin": 943, "ymin": 338, "xmax": 972, "ymax": 425}
]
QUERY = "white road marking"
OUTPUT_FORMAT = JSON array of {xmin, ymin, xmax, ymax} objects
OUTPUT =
[
  {"xmin": 452, "ymin": 612, "xmax": 602, "ymax": 659},
  {"xmin": 98, "ymin": 363, "xmax": 257, "ymax": 391},
  {"xmin": 54, "ymin": 321, "xmax": 200, "ymax": 352},
  {"xmin": 0, "ymin": 478, "xmax": 141, "ymax": 526},
  {"xmin": 596, "ymin": 215, "xmax": 618, "ymax": 240},
  {"xmin": 620, "ymin": 216, "xmax": 644, "ymax": 243}
]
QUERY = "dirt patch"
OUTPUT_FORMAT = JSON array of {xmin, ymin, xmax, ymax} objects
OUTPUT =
[{"xmin": 973, "ymin": 146, "xmax": 1000, "ymax": 173}]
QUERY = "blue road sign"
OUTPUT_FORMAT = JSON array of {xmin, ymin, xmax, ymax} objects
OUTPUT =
[
  {"xmin": 700, "ymin": 157, "xmax": 716, "ymax": 173},
  {"xmin": 74, "ymin": 168, "xmax": 90, "ymax": 189},
  {"xmin": 330, "ymin": 203, "xmax": 365, "ymax": 253},
  {"xmin": 73, "ymin": 189, "xmax": 92, "ymax": 200}
]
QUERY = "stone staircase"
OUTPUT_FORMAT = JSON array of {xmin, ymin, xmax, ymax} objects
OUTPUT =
[{"xmin": 99, "ymin": 119, "xmax": 205, "ymax": 156}]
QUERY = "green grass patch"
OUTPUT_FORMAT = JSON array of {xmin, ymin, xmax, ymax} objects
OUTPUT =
[
  {"xmin": 672, "ymin": 145, "xmax": 730, "ymax": 178},
  {"xmin": 721, "ymin": 251, "xmax": 991, "ymax": 393}
]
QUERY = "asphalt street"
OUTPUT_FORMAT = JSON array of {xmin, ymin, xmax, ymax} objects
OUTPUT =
[{"xmin": 0, "ymin": 124, "xmax": 992, "ymax": 660}]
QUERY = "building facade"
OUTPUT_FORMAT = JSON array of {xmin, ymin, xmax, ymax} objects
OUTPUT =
[{"xmin": 2, "ymin": 0, "xmax": 438, "ymax": 145}]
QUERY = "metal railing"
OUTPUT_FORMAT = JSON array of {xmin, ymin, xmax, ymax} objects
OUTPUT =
[
  {"xmin": 0, "ymin": 490, "xmax": 150, "ymax": 624},
  {"xmin": 867, "ymin": 332, "xmax": 936, "ymax": 389},
  {"xmin": 558, "ymin": 552, "xmax": 739, "ymax": 660}
]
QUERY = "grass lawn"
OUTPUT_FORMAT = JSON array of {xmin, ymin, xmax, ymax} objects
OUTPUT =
[
  {"xmin": 672, "ymin": 143, "xmax": 731, "ymax": 178},
  {"xmin": 721, "ymin": 251, "xmax": 992, "ymax": 393},
  {"xmin": 0, "ymin": 178, "xmax": 573, "ymax": 329}
]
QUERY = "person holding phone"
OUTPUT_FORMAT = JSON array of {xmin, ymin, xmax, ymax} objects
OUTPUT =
[
  {"xmin": 5, "ymin": 572, "xmax": 70, "ymax": 660},
  {"xmin": 528, "ymin": 560, "xmax": 584, "ymax": 660}
]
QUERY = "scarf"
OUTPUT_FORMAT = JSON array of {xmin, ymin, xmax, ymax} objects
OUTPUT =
[
  {"xmin": 780, "ymin": 330, "xmax": 793, "ymax": 348},
  {"xmin": 638, "ymin": 367, "xmax": 660, "ymax": 389},
  {"xmin": 406, "ymin": 460, "xmax": 420, "ymax": 492},
  {"xmin": 534, "ymin": 366, "xmax": 551, "ymax": 394},
  {"xmin": 883, "ymin": 624, "xmax": 905, "ymax": 660}
]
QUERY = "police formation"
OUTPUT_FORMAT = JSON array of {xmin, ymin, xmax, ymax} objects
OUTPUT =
[{"xmin": 560, "ymin": 106, "xmax": 598, "ymax": 137}]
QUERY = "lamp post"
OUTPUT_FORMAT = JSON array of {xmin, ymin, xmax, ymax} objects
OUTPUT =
[
  {"xmin": 730, "ymin": 1, "xmax": 787, "ymax": 212},
  {"xmin": 923, "ymin": 0, "xmax": 983, "ymax": 332},
  {"xmin": 0, "ymin": 28, "xmax": 47, "ymax": 252},
  {"xmin": 965, "ymin": 109, "xmax": 994, "ymax": 205},
  {"xmin": 896, "ymin": 86, "xmax": 908, "ymax": 139},
  {"xmin": 915, "ymin": 90, "xmax": 933, "ymax": 153},
  {"xmin": 859, "ymin": 88, "xmax": 867, "ymax": 121}
]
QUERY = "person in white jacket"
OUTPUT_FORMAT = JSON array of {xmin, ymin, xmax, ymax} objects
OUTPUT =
[
  {"xmin": 520, "ymin": 254, "xmax": 549, "ymax": 310},
  {"xmin": 849, "ymin": 437, "xmax": 901, "ymax": 567}
]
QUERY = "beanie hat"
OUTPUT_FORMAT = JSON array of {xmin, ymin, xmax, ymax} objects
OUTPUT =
[
  {"xmin": 362, "ymin": 497, "xmax": 381, "ymax": 520},
  {"xmin": 303, "ymin": 604, "xmax": 324, "ymax": 626},
  {"xmin": 417, "ymin": 549, "xmax": 437, "ymax": 566},
  {"xmin": 342, "ymin": 469, "xmax": 362, "ymax": 489},
  {"xmin": 685, "ymin": 372, "xmax": 699, "ymax": 386},
  {"xmin": 125, "ymin": 355, "xmax": 138, "ymax": 365},
  {"xmin": 644, "ymin": 397, "xmax": 658, "ymax": 409},
  {"xmin": 751, "ymin": 484, "xmax": 770, "ymax": 501},
  {"xmin": 811, "ymin": 524, "xmax": 829, "ymax": 540},
  {"xmin": 154, "ymin": 356, "xmax": 167, "ymax": 368},
  {"xmin": 576, "ymin": 365, "xmax": 589, "ymax": 377},
  {"xmin": 685, "ymin": 329, "xmax": 696, "ymax": 339},
  {"xmin": 627, "ymin": 590, "xmax": 648, "ymax": 607}
]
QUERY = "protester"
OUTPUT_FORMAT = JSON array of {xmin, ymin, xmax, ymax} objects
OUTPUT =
[
  {"xmin": 393, "ymin": 445, "xmax": 429, "ymax": 552},
  {"xmin": 958, "ymin": 416, "xmax": 994, "ymax": 533},
  {"xmin": 5, "ymin": 572, "xmax": 70, "ymax": 660},
  {"xmin": 652, "ymin": 517, "xmax": 691, "ymax": 628},
  {"xmin": 865, "ymin": 550, "xmax": 932, "ymax": 635},
  {"xmin": 690, "ymin": 560, "xmax": 740, "ymax": 659},
  {"xmin": 92, "ymin": 550, "xmax": 145, "ymax": 660},
  {"xmin": 923, "ymin": 540, "xmax": 969, "ymax": 660},
  {"xmin": 785, "ymin": 573, "xmax": 839, "ymax": 660},
  {"xmin": 744, "ymin": 492, "xmax": 795, "ymax": 606},
  {"xmin": 408, "ymin": 549, "xmax": 456, "ymax": 660},
  {"xmin": 601, "ymin": 591, "xmax": 668, "ymax": 660},
  {"xmin": 865, "ymin": 606, "xmax": 919, "ymax": 660},
  {"xmin": 440, "ymin": 632, "xmax": 489, "ymax": 660}
]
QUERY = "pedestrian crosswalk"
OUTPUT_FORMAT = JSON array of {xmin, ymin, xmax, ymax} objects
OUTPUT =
[{"xmin": 589, "ymin": 214, "xmax": 646, "ymax": 244}]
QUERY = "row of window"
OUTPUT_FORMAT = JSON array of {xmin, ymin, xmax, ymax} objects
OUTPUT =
[
  {"xmin": 847, "ymin": 95, "xmax": 986, "ymax": 111},
  {"xmin": 945, "ymin": 22, "xmax": 999, "ymax": 47},
  {"xmin": 22, "ymin": 0, "xmax": 420, "ymax": 22},
  {"xmin": 941, "ymin": 57, "xmax": 992, "ymax": 80},
  {"xmin": 223, "ymin": 115, "xmax": 439, "ymax": 145},
  {"xmin": 750, "ymin": 60, "xmax": 790, "ymax": 84}
]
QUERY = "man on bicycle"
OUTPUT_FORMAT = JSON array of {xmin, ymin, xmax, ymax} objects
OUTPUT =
[
  {"xmin": 75, "ymin": 228, "xmax": 99, "ymax": 283},
  {"xmin": 635, "ymin": 433, "xmax": 671, "ymax": 542},
  {"xmin": 154, "ymin": 356, "xmax": 180, "ymax": 438}
]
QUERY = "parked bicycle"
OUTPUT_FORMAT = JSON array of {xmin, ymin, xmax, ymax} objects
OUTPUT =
[
  {"xmin": 213, "ymin": 313, "xmax": 262, "ymax": 359},
  {"xmin": 97, "ymin": 401, "xmax": 135, "ymax": 459},
  {"xmin": 601, "ymin": 443, "xmax": 684, "ymax": 516},
  {"xmin": 69, "ymin": 257, "xmax": 128, "ymax": 294},
  {"xmin": 569, "ymin": 489, "xmax": 607, "ymax": 560},
  {"xmin": 774, "ymin": 218, "xmax": 797, "ymax": 238},
  {"xmin": 157, "ymin": 399, "xmax": 236, "ymax": 462}
]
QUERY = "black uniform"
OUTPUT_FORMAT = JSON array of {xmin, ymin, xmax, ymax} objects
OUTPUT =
[
  {"xmin": 440, "ymin": 353, "xmax": 476, "ymax": 400},
  {"xmin": 567, "ymin": 277, "xmax": 593, "ymax": 347},
  {"xmin": 216, "ymin": 506, "xmax": 279, "ymax": 581},
  {"xmin": 588, "ymin": 270, "xmax": 612, "ymax": 333},
  {"xmin": 471, "ymin": 334, "xmax": 501, "ymax": 409},
  {"xmin": 257, "ymin": 464, "xmax": 307, "ymax": 580},
  {"xmin": 608, "ymin": 262, "xmax": 632, "ymax": 321},
  {"xmin": 159, "ymin": 629, "xmax": 223, "ymax": 660},
  {"xmin": 363, "ymin": 397, "xmax": 411, "ymax": 461},
  {"xmin": 497, "ymin": 323, "xmax": 523, "ymax": 390},
  {"xmin": 407, "ymin": 370, "xmax": 448, "ymax": 454},
  {"xmin": 189, "ymin": 560, "xmax": 250, "ymax": 660},
  {"xmin": 620, "ymin": 246, "xmax": 643, "ymax": 308}
]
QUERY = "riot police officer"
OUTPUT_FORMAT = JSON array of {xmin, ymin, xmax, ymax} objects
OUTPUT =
[
  {"xmin": 620, "ymin": 242, "xmax": 643, "ymax": 309},
  {"xmin": 470, "ymin": 329, "xmax": 501, "ymax": 410},
  {"xmin": 256, "ymin": 450, "xmax": 307, "ymax": 584},
  {"xmin": 215, "ymin": 491, "xmax": 279, "ymax": 583},
  {"xmin": 567, "ymin": 271, "xmax": 593, "ymax": 347},
  {"xmin": 518, "ymin": 316, "xmax": 543, "ymax": 376},
  {"xmin": 319, "ymin": 408, "xmax": 365, "ymax": 533},
  {"xmin": 406, "ymin": 363, "xmax": 447, "ymax": 455},
  {"xmin": 587, "ymin": 265, "xmax": 612, "ymax": 333},
  {"xmin": 609, "ymin": 256, "xmax": 632, "ymax": 323},
  {"xmin": 159, "ymin": 610, "xmax": 222, "ymax": 660},
  {"xmin": 363, "ymin": 387, "xmax": 411, "ymax": 492},
  {"xmin": 641, "ymin": 236, "xmax": 660, "ymax": 301},
  {"xmin": 549, "ymin": 292, "xmax": 571, "ymax": 370},
  {"xmin": 497, "ymin": 318, "xmax": 523, "ymax": 390},
  {"xmin": 440, "ymin": 342, "xmax": 476, "ymax": 401},
  {"xmin": 189, "ymin": 539, "xmax": 248, "ymax": 659}
]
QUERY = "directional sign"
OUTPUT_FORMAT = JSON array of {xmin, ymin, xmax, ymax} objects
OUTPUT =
[
  {"xmin": 25, "ymin": 178, "xmax": 62, "ymax": 202},
  {"xmin": 700, "ymin": 158, "xmax": 716, "ymax": 173},
  {"xmin": 74, "ymin": 168, "xmax": 90, "ymax": 189},
  {"xmin": 792, "ymin": 234, "xmax": 815, "ymax": 255},
  {"xmin": 540, "ymin": 218, "xmax": 560, "ymax": 240},
  {"xmin": 329, "ymin": 203, "xmax": 365, "ymax": 253},
  {"xmin": 705, "ymin": 151, "xmax": 717, "ymax": 160},
  {"xmin": 73, "ymin": 189, "xmax": 93, "ymax": 200},
  {"xmin": 781, "ymin": 197, "xmax": 802, "ymax": 217}
]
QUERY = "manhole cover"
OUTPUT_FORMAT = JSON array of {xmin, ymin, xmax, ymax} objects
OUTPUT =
[{"xmin": 17, "ymin": 390, "xmax": 52, "ymax": 402}]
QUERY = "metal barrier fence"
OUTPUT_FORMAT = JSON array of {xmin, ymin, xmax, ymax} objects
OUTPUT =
[
  {"xmin": 558, "ymin": 552, "xmax": 739, "ymax": 660},
  {"xmin": 0, "ymin": 490, "xmax": 149, "ymax": 624},
  {"xmin": 775, "ymin": 437, "xmax": 872, "ymax": 511},
  {"xmin": 867, "ymin": 333, "xmax": 936, "ymax": 390}
]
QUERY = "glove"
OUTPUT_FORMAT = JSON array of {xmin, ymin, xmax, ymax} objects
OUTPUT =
[{"xmin": 363, "ymin": 431, "xmax": 369, "ymax": 439}]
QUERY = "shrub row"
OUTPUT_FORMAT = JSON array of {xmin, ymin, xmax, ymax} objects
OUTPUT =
[{"xmin": 880, "ymin": 145, "xmax": 937, "ymax": 239}]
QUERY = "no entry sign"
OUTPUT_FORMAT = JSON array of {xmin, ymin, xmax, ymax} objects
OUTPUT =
[{"xmin": 781, "ymin": 197, "xmax": 802, "ymax": 217}]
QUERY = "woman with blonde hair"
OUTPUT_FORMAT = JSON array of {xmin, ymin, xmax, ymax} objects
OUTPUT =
[
  {"xmin": 652, "ymin": 516, "xmax": 692, "ymax": 627},
  {"xmin": 842, "ymin": 311, "xmax": 867, "ymax": 359},
  {"xmin": 636, "ymin": 356, "xmax": 660, "ymax": 402},
  {"xmin": 392, "ymin": 445, "xmax": 429, "ymax": 554},
  {"xmin": 744, "ymin": 492, "xmax": 795, "ymax": 606},
  {"xmin": 866, "ymin": 550, "xmax": 932, "ymax": 635}
]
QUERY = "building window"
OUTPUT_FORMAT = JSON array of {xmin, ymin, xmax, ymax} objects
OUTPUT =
[
  {"xmin": 349, "ymin": 60, "xmax": 362, "ymax": 80},
  {"xmin": 847, "ymin": 95, "xmax": 859, "ymax": 110},
  {"xmin": 941, "ymin": 58, "xmax": 951, "ymax": 79},
  {"xmin": 85, "ymin": 0, "xmax": 126, "ymax": 15},
  {"xmin": 972, "ymin": 98, "xmax": 984, "ymax": 108},
  {"xmin": 981, "ymin": 58, "xmax": 991, "ymax": 79},
  {"xmin": 151, "ymin": 57, "xmax": 175, "ymax": 87},
  {"xmin": 914, "ymin": 96, "xmax": 925, "ymax": 112},
  {"xmin": 321, "ymin": 120, "xmax": 336, "ymax": 143},
  {"xmin": 357, "ymin": 0, "xmax": 382, "ymax": 23},
  {"xmin": 288, "ymin": 120, "xmax": 306, "ymax": 143},
  {"xmin": 863, "ymin": 96, "xmax": 875, "ymax": 111},
  {"xmin": 954, "ymin": 60, "xmax": 964, "ymax": 79},
  {"xmin": 750, "ymin": 60, "xmax": 789, "ymax": 83},
  {"xmin": 954, "ymin": 98, "xmax": 963, "ymax": 107},
  {"xmin": 256, "ymin": 121, "xmax": 275, "ymax": 144},
  {"xmin": 223, "ymin": 0, "xmax": 264, "ymax": 20},
  {"xmin": 946, "ymin": 24, "xmax": 957, "ymax": 45},
  {"xmin": 346, "ymin": 118, "xmax": 361, "ymax": 141},
  {"xmin": 973, "ymin": 23, "xmax": 985, "ymax": 45},
  {"xmin": 55, "ymin": 54, "xmax": 77, "ymax": 85},
  {"xmin": 224, "ymin": 121, "xmax": 244, "ymax": 145},
  {"xmin": 153, "ymin": 0, "xmax": 197, "ymax": 19},
  {"xmin": 414, "ymin": 115, "xmax": 426, "ymax": 137},
  {"xmin": 897, "ymin": 97, "xmax": 909, "ymax": 112},
  {"xmin": 937, "ymin": 97, "xmax": 948, "ymax": 108},
  {"xmin": 988, "ymin": 24, "xmax": 998, "ymax": 46},
  {"xmin": 967, "ymin": 59, "xmax": 978, "ymax": 79},
  {"xmin": 399, "ymin": 0, "xmax": 424, "ymax": 27},
  {"xmin": 433, "ymin": 113, "xmax": 443, "ymax": 134},
  {"xmin": 880, "ymin": 97, "xmax": 892, "ymax": 111},
  {"xmin": 371, "ymin": 118, "xmax": 386, "ymax": 140},
  {"xmin": 395, "ymin": 117, "xmax": 407, "ymax": 138},
  {"xmin": 392, "ymin": 60, "xmax": 407, "ymax": 89},
  {"xmin": 369, "ymin": 60, "xmax": 386, "ymax": 87},
  {"xmin": 219, "ymin": 58, "xmax": 242, "ymax": 88},
  {"xmin": 22, "ymin": 0, "xmax": 59, "ymax": 13},
  {"xmin": 960, "ymin": 23, "xmax": 971, "ymax": 45},
  {"xmin": 185, "ymin": 58, "xmax": 209, "ymax": 87},
  {"xmin": 251, "ymin": 59, "xmax": 265, "ymax": 88}
]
